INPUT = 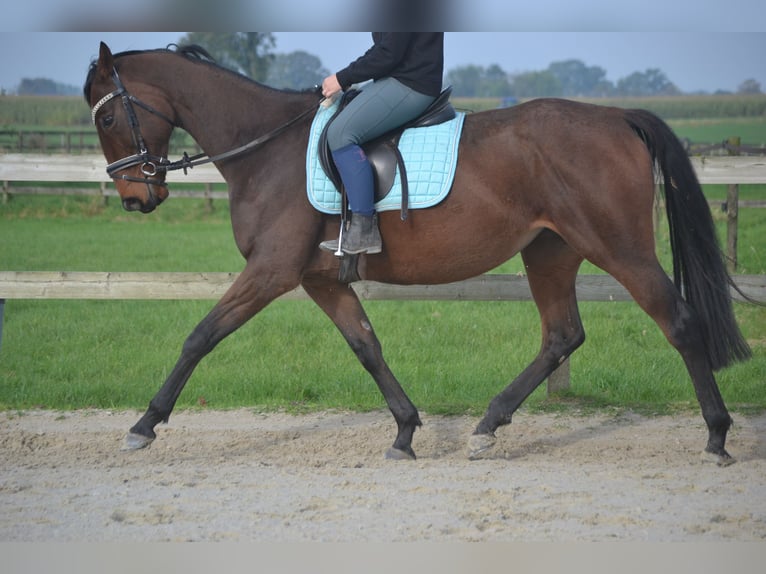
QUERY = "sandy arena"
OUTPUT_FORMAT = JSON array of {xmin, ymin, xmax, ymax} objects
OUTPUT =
[{"xmin": 1, "ymin": 408, "xmax": 765, "ymax": 542}]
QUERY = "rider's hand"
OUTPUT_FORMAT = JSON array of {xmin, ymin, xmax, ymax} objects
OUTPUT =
[{"xmin": 321, "ymin": 74, "xmax": 342, "ymax": 99}]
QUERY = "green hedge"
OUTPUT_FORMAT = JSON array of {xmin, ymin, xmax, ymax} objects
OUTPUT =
[{"xmin": 454, "ymin": 94, "xmax": 766, "ymax": 119}]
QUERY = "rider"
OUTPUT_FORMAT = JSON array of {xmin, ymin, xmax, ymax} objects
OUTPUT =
[{"xmin": 319, "ymin": 33, "xmax": 445, "ymax": 255}]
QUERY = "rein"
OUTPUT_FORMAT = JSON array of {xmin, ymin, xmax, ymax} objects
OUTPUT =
[
  {"xmin": 92, "ymin": 69, "xmax": 322, "ymax": 186},
  {"xmin": 163, "ymin": 103, "xmax": 318, "ymax": 175}
]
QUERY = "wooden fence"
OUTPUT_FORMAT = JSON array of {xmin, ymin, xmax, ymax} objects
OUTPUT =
[
  {"xmin": 2, "ymin": 154, "xmax": 765, "ymax": 204},
  {"xmin": 2, "ymin": 153, "xmax": 766, "ymax": 393},
  {"xmin": 682, "ymin": 136, "xmax": 765, "ymax": 157},
  {"xmin": 3, "ymin": 153, "xmax": 766, "ymax": 268},
  {"xmin": 1, "ymin": 272, "xmax": 764, "ymax": 394},
  {"xmin": 0, "ymin": 129, "xmax": 197, "ymax": 155},
  {"xmin": 2, "ymin": 154, "xmax": 766, "ymax": 187}
]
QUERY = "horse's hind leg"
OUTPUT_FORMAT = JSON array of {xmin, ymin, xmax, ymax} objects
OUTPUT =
[
  {"xmin": 302, "ymin": 278, "xmax": 422, "ymax": 460},
  {"xmin": 605, "ymin": 261, "xmax": 734, "ymax": 465},
  {"xmin": 470, "ymin": 230, "xmax": 585, "ymax": 457},
  {"xmin": 563, "ymin": 187, "xmax": 734, "ymax": 463}
]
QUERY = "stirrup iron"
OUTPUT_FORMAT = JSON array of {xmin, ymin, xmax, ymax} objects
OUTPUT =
[{"xmin": 334, "ymin": 221, "xmax": 344, "ymax": 258}]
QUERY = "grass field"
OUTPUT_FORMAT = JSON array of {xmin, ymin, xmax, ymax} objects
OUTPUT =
[
  {"xmin": 1, "ymin": 190, "xmax": 764, "ymax": 415},
  {"xmin": 1, "ymin": 109, "xmax": 765, "ymax": 415},
  {"xmin": 667, "ymin": 117, "xmax": 766, "ymax": 146}
]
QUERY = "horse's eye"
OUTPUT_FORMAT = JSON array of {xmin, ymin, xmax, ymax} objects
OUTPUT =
[{"xmin": 100, "ymin": 114, "xmax": 114, "ymax": 129}]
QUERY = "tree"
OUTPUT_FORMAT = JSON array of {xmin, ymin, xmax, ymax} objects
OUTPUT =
[
  {"xmin": 447, "ymin": 64, "xmax": 514, "ymax": 98},
  {"xmin": 18, "ymin": 78, "xmax": 58, "ymax": 95},
  {"xmin": 445, "ymin": 65, "xmax": 484, "ymax": 97},
  {"xmin": 616, "ymin": 68, "xmax": 679, "ymax": 96},
  {"xmin": 510, "ymin": 70, "xmax": 562, "ymax": 98},
  {"xmin": 589, "ymin": 79, "xmax": 615, "ymax": 98},
  {"xmin": 17, "ymin": 78, "xmax": 78, "ymax": 96},
  {"xmin": 179, "ymin": 33, "xmax": 276, "ymax": 82},
  {"xmin": 481, "ymin": 64, "xmax": 511, "ymax": 97},
  {"xmin": 547, "ymin": 59, "xmax": 609, "ymax": 97},
  {"xmin": 265, "ymin": 51, "xmax": 329, "ymax": 90},
  {"xmin": 737, "ymin": 78, "xmax": 762, "ymax": 94}
]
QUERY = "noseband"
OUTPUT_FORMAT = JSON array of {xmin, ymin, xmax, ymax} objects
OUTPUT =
[{"xmin": 91, "ymin": 69, "xmax": 176, "ymax": 196}]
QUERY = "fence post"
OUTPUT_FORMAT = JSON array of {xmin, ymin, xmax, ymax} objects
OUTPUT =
[
  {"xmin": 727, "ymin": 183, "xmax": 739, "ymax": 272},
  {"xmin": 726, "ymin": 136, "xmax": 740, "ymax": 272},
  {"xmin": 547, "ymin": 357, "xmax": 570, "ymax": 395},
  {"xmin": 0, "ymin": 299, "xmax": 4, "ymax": 353},
  {"xmin": 204, "ymin": 183, "xmax": 213, "ymax": 213},
  {"xmin": 100, "ymin": 182, "xmax": 109, "ymax": 207},
  {"xmin": 2, "ymin": 180, "xmax": 8, "ymax": 205}
]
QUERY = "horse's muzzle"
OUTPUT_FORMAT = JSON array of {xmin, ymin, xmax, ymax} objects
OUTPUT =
[
  {"xmin": 122, "ymin": 197, "xmax": 150, "ymax": 212},
  {"xmin": 122, "ymin": 194, "xmax": 163, "ymax": 213}
]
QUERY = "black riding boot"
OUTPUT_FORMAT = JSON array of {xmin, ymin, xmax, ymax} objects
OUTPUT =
[
  {"xmin": 319, "ymin": 213, "xmax": 382, "ymax": 255},
  {"xmin": 343, "ymin": 213, "xmax": 382, "ymax": 254}
]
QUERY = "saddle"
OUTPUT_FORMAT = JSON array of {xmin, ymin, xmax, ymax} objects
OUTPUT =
[{"xmin": 318, "ymin": 86, "xmax": 455, "ymax": 221}]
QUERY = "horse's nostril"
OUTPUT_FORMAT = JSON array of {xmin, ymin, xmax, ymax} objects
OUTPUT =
[{"xmin": 122, "ymin": 197, "xmax": 142, "ymax": 212}]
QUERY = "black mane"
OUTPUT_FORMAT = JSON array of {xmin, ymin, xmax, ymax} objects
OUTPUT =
[{"xmin": 170, "ymin": 44, "xmax": 215, "ymax": 62}]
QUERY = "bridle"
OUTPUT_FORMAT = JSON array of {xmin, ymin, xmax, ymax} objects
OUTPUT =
[
  {"xmin": 91, "ymin": 69, "xmax": 175, "ymax": 191},
  {"xmin": 91, "ymin": 67, "xmax": 322, "ymax": 201}
]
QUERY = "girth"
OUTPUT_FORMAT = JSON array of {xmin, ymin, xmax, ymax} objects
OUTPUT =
[{"xmin": 318, "ymin": 86, "xmax": 455, "ymax": 221}]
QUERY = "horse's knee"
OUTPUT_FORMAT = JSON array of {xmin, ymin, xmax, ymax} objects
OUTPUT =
[{"xmin": 543, "ymin": 326, "xmax": 585, "ymax": 365}]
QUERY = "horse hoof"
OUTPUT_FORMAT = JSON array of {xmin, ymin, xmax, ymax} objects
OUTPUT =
[
  {"xmin": 467, "ymin": 433, "xmax": 496, "ymax": 460},
  {"xmin": 384, "ymin": 447, "xmax": 416, "ymax": 461},
  {"xmin": 121, "ymin": 432, "xmax": 154, "ymax": 451},
  {"xmin": 701, "ymin": 449, "xmax": 736, "ymax": 467}
]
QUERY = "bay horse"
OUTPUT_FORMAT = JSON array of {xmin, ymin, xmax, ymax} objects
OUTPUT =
[{"xmin": 85, "ymin": 42, "xmax": 751, "ymax": 465}]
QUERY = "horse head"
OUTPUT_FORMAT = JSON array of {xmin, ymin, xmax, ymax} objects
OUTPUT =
[{"xmin": 85, "ymin": 42, "xmax": 176, "ymax": 213}]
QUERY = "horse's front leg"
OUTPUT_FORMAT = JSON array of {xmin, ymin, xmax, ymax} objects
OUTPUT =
[
  {"xmin": 123, "ymin": 267, "xmax": 294, "ymax": 450},
  {"xmin": 302, "ymin": 277, "xmax": 422, "ymax": 460},
  {"xmin": 470, "ymin": 231, "xmax": 585, "ymax": 458}
]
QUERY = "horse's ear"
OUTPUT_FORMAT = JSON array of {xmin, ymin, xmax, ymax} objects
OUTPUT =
[{"xmin": 97, "ymin": 42, "xmax": 114, "ymax": 76}]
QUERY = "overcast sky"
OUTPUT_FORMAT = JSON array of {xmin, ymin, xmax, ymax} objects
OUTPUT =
[
  {"xmin": 1, "ymin": 1, "xmax": 765, "ymax": 95},
  {"xmin": 1, "ymin": 31, "xmax": 765, "ymax": 95}
]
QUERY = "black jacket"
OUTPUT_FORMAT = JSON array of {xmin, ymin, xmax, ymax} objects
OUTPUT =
[{"xmin": 335, "ymin": 33, "xmax": 444, "ymax": 97}]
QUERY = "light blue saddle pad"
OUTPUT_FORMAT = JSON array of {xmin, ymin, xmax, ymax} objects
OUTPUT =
[{"xmin": 306, "ymin": 101, "xmax": 466, "ymax": 215}]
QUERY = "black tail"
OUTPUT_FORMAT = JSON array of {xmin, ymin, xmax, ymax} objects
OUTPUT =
[{"xmin": 624, "ymin": 109, "xmax": 751, "ymax": 370}]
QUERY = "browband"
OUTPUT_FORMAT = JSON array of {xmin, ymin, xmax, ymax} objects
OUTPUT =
[{"xmin": 91, "ymin": 89, "xmax": 122, "ymax": 124}]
